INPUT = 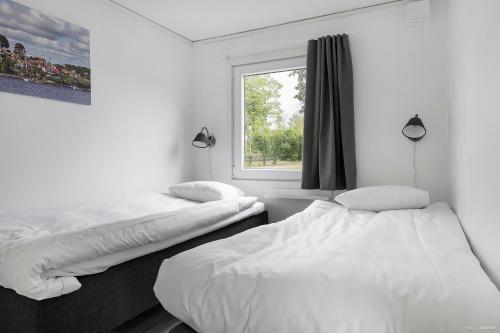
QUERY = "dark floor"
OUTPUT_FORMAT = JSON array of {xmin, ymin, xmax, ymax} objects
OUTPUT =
[{"xmin": 111, "ymin": 305, "xmax": 182, "ymax": 333}]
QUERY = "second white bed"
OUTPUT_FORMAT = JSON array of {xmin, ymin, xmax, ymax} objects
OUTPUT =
[{"xmin": 155, "ymin": 200, "xmax": 500, "ymax": 333}]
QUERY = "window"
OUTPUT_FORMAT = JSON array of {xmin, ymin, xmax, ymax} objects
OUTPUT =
[{"xmin": 233, "ymin": 57, "xmax": 306, "ymax": 180}]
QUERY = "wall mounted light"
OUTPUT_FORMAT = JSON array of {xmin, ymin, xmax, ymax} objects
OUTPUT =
[
  {"xmin": 192, "ymin": 127, "xmax": 216, "ymax": 148},
  {"xmin": 192, "ymin": 127, "xmax": 215, "ymax": 180},
  {"xmin": 402, "ymin": 114, "xmax": 426, "ymax": 142},
  {"xmin": 402, "ymin": 114, "xmax": 426, "ymax": 187}
]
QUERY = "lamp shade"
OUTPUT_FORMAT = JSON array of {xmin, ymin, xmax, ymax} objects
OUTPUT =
[
  {"xmin": 192, "ymin": 127, "xmax": 216, "ymax": 148},
  {"xmin": 402, "ymin": 114, "xmax": 426, "ymax": 141}
]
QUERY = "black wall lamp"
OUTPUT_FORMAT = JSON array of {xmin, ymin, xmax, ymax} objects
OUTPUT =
[
  {"xmin": 192, "ymin": 127, "xmax": 216, "ymax": 148},
  {"xmin": 402, "ymin": 114, "xmax": 426, "ymax": 141}
]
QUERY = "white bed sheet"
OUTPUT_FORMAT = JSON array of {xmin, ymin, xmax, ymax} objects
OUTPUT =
[
  {"xmin": 0, "ymin": 193, "xmax": 264, "ymax": 300},
  {"xmin": 154, "ymin": 200, "xmax": 500, "ymax": 333},
  {"xmin": 45, "ymin": 201, "xmax": 265, "ymax": 278}
]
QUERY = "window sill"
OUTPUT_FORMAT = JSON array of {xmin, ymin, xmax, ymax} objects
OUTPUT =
[
  {"xmin": 232, "ymin": 168, "xmax": 302, "ymax": 182},
  {"xmin": 232, "ymin": 176, "xmax": 301, "ymax": 182},
  {"xmin": 263, "ymin": 188, "xmax": 333, "ymax": 201}
]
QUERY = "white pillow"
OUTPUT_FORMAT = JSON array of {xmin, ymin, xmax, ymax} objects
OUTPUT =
[
  {"xmin": 334, "ymin": 185, "xmax": 429, "ymax": 212},
  {"xmin": 169, "ymin": 181, "xmax": 245, "ymax": 202}
]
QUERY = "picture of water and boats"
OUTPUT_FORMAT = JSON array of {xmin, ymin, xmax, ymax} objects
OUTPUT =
[{"xmin": 0, "ymin": 0, "xmax": 91, "ymax": 105}]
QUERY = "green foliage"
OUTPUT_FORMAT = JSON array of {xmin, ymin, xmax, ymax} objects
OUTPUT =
[
  {"xmin": 64, "ymin": 64, "xmax": 91, "ymax": 78},
  {"xmin": 270, "ymin": 128, "xmax": 303, "ymax": 161},
  {"xmin": 244, "ymin": 74, "xmax": 283, "ymax": 134},
  {"xmin": 244, "ymin": 70, "xmax": 306, "ymax": 164},
  {"xmin": 0, "ymin": 56, "xmax": 16, "ymax": 74},
  {"xmin": 252, "ymin": 131, "xmax": 272, "ymax": 155},
  {"xmin": 14, "ymin": 43, "xmax": 25, "ymax": 55},
  {"xmin": 249, "ymin": 128, "xmax": 303, "ymax": 161},
  {"xmin": 0, "ymin": 34, "xmax": 9, "ymax": 49},
  {"xmin": 289, "ymin": 69, "xmax": 306, "ymax": 113},
  {"xmin": 288, "ymin": 113, "xmax": 304, "ymax": 134}
]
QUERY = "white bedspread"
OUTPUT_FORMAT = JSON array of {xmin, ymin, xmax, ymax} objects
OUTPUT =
[
  {"xmin": 154, "ymin": 201, "xmax": 500, "ymax": 333},
  {"xmin": 0, "ymin": 193, "xmax": 258, "ymax": 300}
]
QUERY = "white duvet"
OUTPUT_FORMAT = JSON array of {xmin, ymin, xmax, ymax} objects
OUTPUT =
[
  {"xmin": 0, "ymin": 193, "xmax": 258, "ymax": 300},
  {"xmin": 155, "ymin": 201, "xmax": 500, "ymax": 333}
]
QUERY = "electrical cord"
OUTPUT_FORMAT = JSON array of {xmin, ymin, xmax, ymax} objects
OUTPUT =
[
  {"xmin": 412, "ymin": 141, "xmax": 417, "ymax": 187},
  {"xmin": 208, "ymin": 147, "xmax": 213, "ymax": 180}
]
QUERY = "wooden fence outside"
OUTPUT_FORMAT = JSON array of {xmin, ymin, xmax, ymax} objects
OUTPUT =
[{"xmin": 245, "ymin": 154, "xmax": 278, "ymax": 166}]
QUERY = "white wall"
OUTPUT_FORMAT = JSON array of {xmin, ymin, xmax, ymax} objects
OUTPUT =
[
  {"xmin": 449, "ymin": 0, "xmax": 500, "ymax": 288},
  {"xmin": 0, "ymin": 0, "xmax": 192, "ymax": 210},
  {"xmin": 190, "ymin": 1, "xmax": 450, "ymax": 221}
]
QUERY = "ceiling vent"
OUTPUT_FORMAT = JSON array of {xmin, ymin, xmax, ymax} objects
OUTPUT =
[{"xmin": 406, "ymin": 0, "xmax": 430, "ymax": 25}]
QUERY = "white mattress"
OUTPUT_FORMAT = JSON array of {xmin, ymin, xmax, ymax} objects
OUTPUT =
[
  {"xmin": 0, "ymin": 193, "xmax": 264, "ymax": 300},
  {"xmin": 155, "ymin": 200, "xmax": 500, "ymax": 333}
]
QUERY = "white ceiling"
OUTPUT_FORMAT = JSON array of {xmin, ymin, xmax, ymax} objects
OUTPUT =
[{"xmin": 113, "ymin": 0, "xmax": 393, "ymax": 41}]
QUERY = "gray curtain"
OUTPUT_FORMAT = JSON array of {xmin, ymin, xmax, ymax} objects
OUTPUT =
[{"xmin": 301, "ymin": 34, "xmax": 356, "ymax": 190}]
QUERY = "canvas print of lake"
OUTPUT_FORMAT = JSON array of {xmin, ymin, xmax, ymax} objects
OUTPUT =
[{"xmin": 0, "ymin": 0, "xmax": 90, "ymax": 105}]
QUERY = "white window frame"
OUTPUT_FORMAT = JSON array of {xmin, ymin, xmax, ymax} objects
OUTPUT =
[{"xmin": 232, "ymin": 56, "xmax": 306, "ymax": 181}]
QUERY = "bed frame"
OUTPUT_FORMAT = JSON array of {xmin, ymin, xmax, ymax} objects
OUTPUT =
[{"xmin": 0, "ymin": 211, "xmax": 268, "ymax": 333}]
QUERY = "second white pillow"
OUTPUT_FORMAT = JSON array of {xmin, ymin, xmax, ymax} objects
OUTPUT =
[{"xmin": 335, "ymin": 185, "xmax": 429, "ymax": 212}]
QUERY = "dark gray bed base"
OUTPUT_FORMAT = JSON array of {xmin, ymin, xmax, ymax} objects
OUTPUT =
[
  {"xmin": 171, "ymin": 322, "xmax": 198, "ymax": 333},
  {"xmin": 0, "ymin": 211, "xmax": 268, "ymax": 333}
]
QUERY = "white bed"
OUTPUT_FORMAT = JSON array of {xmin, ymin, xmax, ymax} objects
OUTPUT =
[
  {"xmin": 0, "ymin": 193, "xmax": 264, "ymax": 300},
  {"xmin": 154, "ymin": 200, "xmax": 500, "ymax": 333}
]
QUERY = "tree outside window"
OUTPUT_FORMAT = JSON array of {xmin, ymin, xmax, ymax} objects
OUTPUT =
[{"xmin": 243, "ymin": 68, "xmax": 306, "ymax": 170}]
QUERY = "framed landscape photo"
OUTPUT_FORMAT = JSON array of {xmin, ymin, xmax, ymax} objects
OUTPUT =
[{"xmin": 0, "ymin": 0, "xmax": 91, "ymax": 105}]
